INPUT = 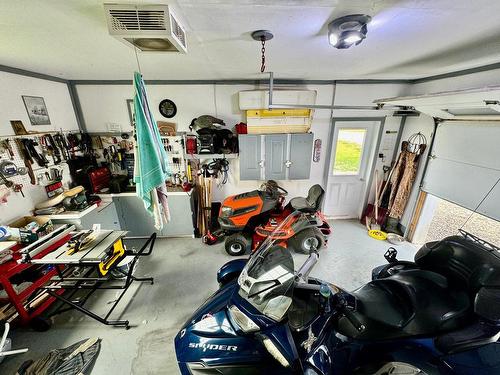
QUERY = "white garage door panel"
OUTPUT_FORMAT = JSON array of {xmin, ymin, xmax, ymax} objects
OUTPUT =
[
  {"xmin": 431, "ymin": 122, "xmax": 500, "ymax": 170},
  {"xmin": 422, "ymin": 121, "xmax": 500, "ymax": 221},
  {"xmin": 478, "ymin": 182, "xmax": 500, "ymax": 219}
]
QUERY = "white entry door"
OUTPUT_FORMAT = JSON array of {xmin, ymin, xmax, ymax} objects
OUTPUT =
[{"xmin": 324, "ymin": 120, "xmax": 380, "ymax": 218}]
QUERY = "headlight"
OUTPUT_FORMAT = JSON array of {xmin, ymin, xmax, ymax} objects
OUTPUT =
[
  {"xmin": 220, "ymin": 206, "xmax": 233, "ymax": 217},
  {"xmin": 262, "ymin": 337, "xmax": 290, "ymax": 367},
  {"xmin": 228, "ymin": 305, "xmax": 259, "ymax": 333}
]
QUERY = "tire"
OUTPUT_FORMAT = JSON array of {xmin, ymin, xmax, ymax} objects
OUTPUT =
[
  {"xmin": 225, "ymin": 233, "xmax": 251, "ymax": 256},
  {"xmin": 289, "ymin": 228, "xmax": 324, "ymax": 254}
]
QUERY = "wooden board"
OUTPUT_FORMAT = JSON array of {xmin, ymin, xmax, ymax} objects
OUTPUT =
[
  {"xmin": 407, "ymin": 190, "xmax": 427, "ymax": 242},
  {"xmin": 0, "ymin": 241, "xmax": 16, "ymax": 252}
]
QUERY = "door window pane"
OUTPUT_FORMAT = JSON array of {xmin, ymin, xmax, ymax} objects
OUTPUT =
[{"xmin": 333, "ymin": 128, "xmax": 366, "ymax": 175}]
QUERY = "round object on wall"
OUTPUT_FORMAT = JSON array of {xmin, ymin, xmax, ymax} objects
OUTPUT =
[{"xmin": 159, "ymin": 99, "xmax": 177, "ymax": 118}]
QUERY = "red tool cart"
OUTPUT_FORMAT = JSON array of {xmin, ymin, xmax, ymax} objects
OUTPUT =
[{"xmin": 0, "ymin": 226, "xmax": 73, "ymax": 331}]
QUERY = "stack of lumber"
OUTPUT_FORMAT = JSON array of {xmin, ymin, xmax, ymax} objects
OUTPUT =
[{"xmin": 196, "ymin": 174, "xmax": 212, "ymax": 236}]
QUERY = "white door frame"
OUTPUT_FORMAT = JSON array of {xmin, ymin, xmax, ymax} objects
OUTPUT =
[{"xmin": 323, "ymin": 117, "xmax": 386, "ymax": 218}]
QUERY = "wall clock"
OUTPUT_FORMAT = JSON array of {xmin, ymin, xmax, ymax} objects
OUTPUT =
[{"xmin": 159, "ymin": 99, "xmax": 177, "ymax": 118}]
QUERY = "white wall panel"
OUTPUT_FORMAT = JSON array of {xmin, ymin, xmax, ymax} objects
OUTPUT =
[
  {"xmin": 0, "ymin": 71, "xmax": 79, "ymax": 223},
  {"xmin": 75, "ymin": 82, "xmax": 408, "ymax": 205},
  {"xmin": 0, "ymin": 71, "xmax": 78, "ymax": 136}
]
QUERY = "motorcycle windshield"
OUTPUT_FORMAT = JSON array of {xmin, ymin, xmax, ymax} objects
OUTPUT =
[{"xmin": 237, "ymin": 211, "xmax": 308, "ymax": 322}]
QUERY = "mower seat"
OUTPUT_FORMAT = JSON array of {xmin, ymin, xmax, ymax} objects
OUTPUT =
[{"xmin": 290, "ymin": 185, "xmax": 325, "ymax": 213}]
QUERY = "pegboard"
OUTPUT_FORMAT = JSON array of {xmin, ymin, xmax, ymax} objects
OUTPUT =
[
  {"xmin": 86, "ymin": 133, "xmax": 187, "ymax": 181},
  {"xmin": 0, "ymin": 133, "xmax": 73, "ymax": 189},
  {"xmin": 162, "ymin": 135, "xmax": 186, "ymax": 178}
]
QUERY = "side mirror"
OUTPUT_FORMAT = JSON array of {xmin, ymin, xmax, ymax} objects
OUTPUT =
[{"xmin": 217, "ymin": 259, "xmax": 248, "ymax": 286}]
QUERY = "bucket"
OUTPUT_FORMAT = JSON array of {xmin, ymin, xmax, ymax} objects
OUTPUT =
[{"xmin": 110, "ymin": 256, "xmax": 136, "ymax": 279}]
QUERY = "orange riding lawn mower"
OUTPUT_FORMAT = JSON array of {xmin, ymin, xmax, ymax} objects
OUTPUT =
[{"xmin": 203, "ymin": 181, "xmax": 331, "ymax": 256}]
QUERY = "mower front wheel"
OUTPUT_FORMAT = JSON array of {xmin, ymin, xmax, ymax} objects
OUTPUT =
[
  {"xmin": 290, "ymin": 228, "xmax": 325, "ymax": 254},
  {"xmin": 225, "ymin": 233, "xmax": 251, "ymax": 256}
]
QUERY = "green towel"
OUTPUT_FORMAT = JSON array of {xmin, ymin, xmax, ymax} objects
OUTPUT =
[{"xmin": 133, "ymin": 72, "xmax": 170, "ymax": 215}]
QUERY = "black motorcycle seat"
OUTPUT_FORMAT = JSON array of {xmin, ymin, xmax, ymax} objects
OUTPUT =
[
  {"xmin": 337, "ymin": 269, "xmax": 471, "ymax": 340},
  {"xmin": 415, "ymin": 235, "xmax": 500, "ymax": 297},
  {"xmin": 290, "ymin": 185, "xmax": 325, "ymax": 213}
]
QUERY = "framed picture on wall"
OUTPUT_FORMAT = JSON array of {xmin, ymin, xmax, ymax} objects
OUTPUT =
[
  {"xmin": 126, "ymin": 99, "xmax": 135, "ymax": 127},
  {"xmin": 22, "ymin": 95, "xmax": 51, "ymax": 125},
  {"xmin": 10, "ymin": 120, "xmax": 27, "ymax": 135}
]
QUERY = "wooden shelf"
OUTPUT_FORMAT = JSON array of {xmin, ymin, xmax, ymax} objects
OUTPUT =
[{"xmin": 185, "ymin": 153, "xmax": 238, "ymax": 160}]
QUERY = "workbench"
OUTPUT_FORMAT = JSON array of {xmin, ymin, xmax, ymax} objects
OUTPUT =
[
  {"xmin": 44, "ymin": 202, "xmax": 121, "ymax": 231},
  {"xmin": 98, "ymin": 191, "xmax": 194, "ymax": 238}
]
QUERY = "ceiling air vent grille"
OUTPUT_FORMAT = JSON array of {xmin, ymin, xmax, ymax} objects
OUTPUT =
[
  {"xmin": 104, "ymin": 4, "xmax": 187, "ymax": 53},
  {"xmin": 170, "ymin": 13, "xmax": 186, "ymax": 48}
]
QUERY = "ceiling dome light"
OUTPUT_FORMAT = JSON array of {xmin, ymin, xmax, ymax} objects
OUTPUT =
[
  {"xmin": 328, "ymin": 14, "xmax": 371, "ymax": 49},
  {"xmin": 328, "ymin": 33, "xmax": 339, "ymax": 46}
]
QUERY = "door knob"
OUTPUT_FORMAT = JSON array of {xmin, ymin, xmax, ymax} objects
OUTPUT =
[
  {"xmin": 259, "ymin": 160, "xmax": 265, "ymax": 168},
  {"xmin": 285, "ymin": 160, "xmax": 292, "ymax": 168}
]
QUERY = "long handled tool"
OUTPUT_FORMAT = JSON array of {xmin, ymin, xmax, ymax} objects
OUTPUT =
[{"xmin": 365, "ymin": 171, "xmax": 381, "ymax": 231}]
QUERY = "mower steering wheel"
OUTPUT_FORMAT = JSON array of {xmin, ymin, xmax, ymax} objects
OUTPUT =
[
  {"xmin": 276, "ymin": 185, "xmax": 288, "ymax": 196},
  {"xmin": 263, "ymin": 180, "xmax": 288, "ymax": 197}
]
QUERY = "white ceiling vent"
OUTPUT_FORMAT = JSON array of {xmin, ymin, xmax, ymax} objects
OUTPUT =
[{"xmin": 104, "ymin": 4, "xmax": 187, "ymax": 53}]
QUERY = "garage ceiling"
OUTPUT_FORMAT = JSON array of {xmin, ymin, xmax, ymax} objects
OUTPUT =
[{"xmin": 1, "ymin": 0, "xmax": 500, "ymax": 80}]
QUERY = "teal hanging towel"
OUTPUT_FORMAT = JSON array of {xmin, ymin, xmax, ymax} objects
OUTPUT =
[{"xmin": 133, "ymin": 72, "xmax": 171, "ymax": 229}]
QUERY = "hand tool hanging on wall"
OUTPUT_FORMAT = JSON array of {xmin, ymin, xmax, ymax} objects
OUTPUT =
[
  {"xmin": 0, "ymin": 171, "xmax": 13, "ymax": 189},
  {"xmin": 38, "ymin": 136, "xmax": 50, "ymax": 163},
  {"xmin": 22, "ymin": 138, "xmax": 48, "ymax": 167},
  {"xmin": 80, "ymin": 132, "xmax": 94, "ymax": 156},
  {"xmin": 15, "ymin": 139, "xmax": 36, "ymax": 185},
  {"xmin": 54, "ymin": 133, "xmax": 70, "ymax": 160},
  {"xmin": 66, "ymin": 133, "xmax": 79, "ymax": 157},
  {"xmin": 0, "ymin": 171, "xmax": 23, "ymax": 197},
  {"xmin": 91, "ymin": 135, "xmax": 104, "ymax": 150},
  {"xmin": 44, "ymin": 134, "xmax": 62, "ymax": 164},
  {"xmin": 199, "ymin": 158, "xmax": 229, "ymax": 186},
  {"xmin": 0, "ymin": 140, "xmax": 14, "ymax": 160},
  {"xmin": 0, "ymin": 161, "xmax": 17, "ymax": 177},
  {"xmin": 13, "ymin": 183, "xmax": 24, "ymax": 197}
]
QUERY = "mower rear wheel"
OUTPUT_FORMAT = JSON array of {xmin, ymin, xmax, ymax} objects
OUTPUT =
[
  {"xmin": 225, "ymin": 233, "xmax": 251, "ymax": 256},
  {"xmin": 290, "ymin": 228, "xmax": 324, "ymax": 254}
]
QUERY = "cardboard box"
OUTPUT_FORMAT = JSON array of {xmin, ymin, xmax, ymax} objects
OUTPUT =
[{"xmin": 8, "ymin": 216, "xmax": 54, "ymax": 244}]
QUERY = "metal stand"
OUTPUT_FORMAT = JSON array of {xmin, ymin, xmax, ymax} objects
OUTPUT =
[{"xmin": 41, "ymin": 233, "xmax": 156, "ymax": 329}]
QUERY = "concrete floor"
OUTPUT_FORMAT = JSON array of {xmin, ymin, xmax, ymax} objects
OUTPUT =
[{"xmin": 1, "ymin": 220, "xmax": 417, "ymax": 375}]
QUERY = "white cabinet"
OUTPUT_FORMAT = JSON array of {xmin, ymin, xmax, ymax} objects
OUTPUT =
[{"xmin": 239, "ymin": 133, "xmax": 313, "ymax": 181}]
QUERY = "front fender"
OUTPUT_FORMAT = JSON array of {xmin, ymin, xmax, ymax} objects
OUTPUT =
[{"xmin": 217, "ymin": 259, "xmax": 247, "ymax": 286}]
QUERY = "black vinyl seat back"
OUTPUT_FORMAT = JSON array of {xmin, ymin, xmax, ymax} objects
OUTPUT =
[
  {"xmin": 290, "ymin": 184, "xmax": 325, "ymax": 213},
  {"xmin": 306, "ymin": 184, "xmax": 325, "ymax": 210},
  {"xmin": 415, "ymin": 235, "xmax": 500, "ymax": 295},
  {"xmin": 415, "ymin": 235, "xmax": 500, "ymax": 323}
]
